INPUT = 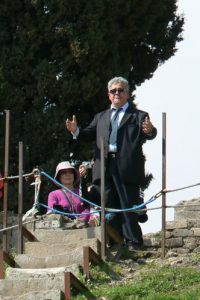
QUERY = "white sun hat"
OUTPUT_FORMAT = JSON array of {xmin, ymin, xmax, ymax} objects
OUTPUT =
[{"xmin": 54, "ymin": 161, "xmax": 78, "ymax": 183}]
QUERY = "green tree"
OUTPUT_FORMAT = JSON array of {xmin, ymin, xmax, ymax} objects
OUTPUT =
[{"xmin": 0, "ymin": 0, "xmax": 184, "ymax": 210}]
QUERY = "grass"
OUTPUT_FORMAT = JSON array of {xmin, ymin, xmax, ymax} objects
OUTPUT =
[
  {"xmin": 71, "ymin": 255, "xmax": 200, "ymax": 300},
  {"xmin": 2, "ymin": 247, "xmax": 16, "ymax": 278}
]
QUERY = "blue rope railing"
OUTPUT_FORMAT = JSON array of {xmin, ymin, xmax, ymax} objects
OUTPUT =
[{"xmin": 41, "ymin": 171, "xmax": 159, "ymax": 214}]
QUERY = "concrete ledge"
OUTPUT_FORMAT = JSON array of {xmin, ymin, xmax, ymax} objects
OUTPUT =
[
  {"xmin": 24, "ymin": 238, "xmax": 98, "ymax": 256},
  {"xmin": 0, "ymin": 289, "xmax": 61, "ymax": 300},
  {"xmin": 0, "ymin": 278, "xmax": 64, "ymax": 297},
  {"xmin": 15, "ymin": 250, "xmax": 84, "ymax": 268},
  {"xmin": 6, "ymin": 264, "xmax": 80, "ymax": 279},
  {"xmin": 31, "ymin": 226, "xmax": 101, "ymax": 243}
]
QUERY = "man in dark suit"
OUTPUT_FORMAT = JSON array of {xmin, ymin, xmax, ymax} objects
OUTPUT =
[{"xmin": 66, "ymin": 76, "xmax": 157, "ymax": 248}]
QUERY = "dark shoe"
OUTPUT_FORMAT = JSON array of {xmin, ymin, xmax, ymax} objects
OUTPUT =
[
  {"xmin": 138, "ymin": 213, "xmax": 148, "ymax": 223},
  {"xmin": 123, "ymin": 239, "xmax": 143, "ymax": 251}
]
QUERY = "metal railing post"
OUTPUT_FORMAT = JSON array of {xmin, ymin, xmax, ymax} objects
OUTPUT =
[
  {"xmin": 3, "ymin": 110, "xmax": 10, "ymax": 252},
  {"xmin": 161, "ymin": 112, "xmax": 167, "ymax": 258},
  {"xmin": 100, "ymin": 136, "xmax": 106, "ymax": 260},
  {"xmin": 18, "ymin": 142, "xmax": 23, "ymax": 254}
]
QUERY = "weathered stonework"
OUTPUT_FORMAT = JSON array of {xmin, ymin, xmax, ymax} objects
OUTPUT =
[
  {"xmin": 165, "ymin": 197, "xmax": 200, "ymax": 252},
  {"xmin": 1, "ymin": 197, "xmax": 200, "ymax": 254},
  {"xmin": 143, "ymin": 197, "xmax": 200, "ymax": 253},
  {"xmin": 165, "ymin": 237, "xmax": 183, "ymax": 248}
]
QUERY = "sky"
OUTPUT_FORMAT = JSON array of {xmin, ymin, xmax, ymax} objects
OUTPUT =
[{"xmin": 135, "ymin": 0, "xmax": 200, "ymax": 234}]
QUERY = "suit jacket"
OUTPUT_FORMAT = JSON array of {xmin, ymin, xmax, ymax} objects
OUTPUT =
[{"xmin": 78, "ymin": 101, "xmax": 157, "ymax": 185}]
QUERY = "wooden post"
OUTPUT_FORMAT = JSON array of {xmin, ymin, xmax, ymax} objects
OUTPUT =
[
  {"xmin": 100, "ymin": 136, "xmax": 106, "ymax": 260},
  {"xmin": 0, "ymin": 251, "xmax": 4, "ymax": 279},
  {"xmin": 3, "ymin": 110, "xmax": 10, "ymax": 252},
  {"xmin": 161, "ymin": 112, "xmax": 167, "ymax": 258},
  {"xmin": 18, "ymin": 142, "xmax": 23, "ymax": 254},
  {"xmin": 83, "ymin": 246, "xmax": 90, "ymax": 281},
  {"xmin": 64, "ymin": 271, "xmax": 94, "ymax": 300},
  {"xmin": 83, "ymin": 245, "xmax": 102, "ymax": 281}
]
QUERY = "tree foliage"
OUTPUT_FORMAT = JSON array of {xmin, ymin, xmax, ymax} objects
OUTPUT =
[{"xmin": 0, "ymin": 0, "xmax": 184, "ymax": 210}]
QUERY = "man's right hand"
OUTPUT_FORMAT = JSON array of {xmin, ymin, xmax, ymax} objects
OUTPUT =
[{"xmin": 66, "ymin": 115, "xmax": 77, "ymax": 133}]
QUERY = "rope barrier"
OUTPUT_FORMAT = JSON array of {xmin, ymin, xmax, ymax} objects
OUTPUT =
[
  {"xmin": 40, "ymin": 171, "xmax": 200, "ymax": 215},
  {"xmin": 41, "ymin": 171, "xmax": 159, "ymax": 213},
  {"xmin": 39, "ymin": 203, "xmax": 100, "ymax": 217},
  {"xmin": 0, "ymin": 168, "xmax": 40, "ymax": 181},
  {"xmin": 1, "ymin": 168, "xmax": 199, "ymax": 220},
  {"xmin": 163, "ymin": 183, "xmax": 200, "ymax": 193},
  {"xmin": 0, "ymin": 219, "xmax": 39, "ymax": 233}
]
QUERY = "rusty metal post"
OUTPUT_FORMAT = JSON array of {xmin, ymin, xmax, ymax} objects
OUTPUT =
[
  {"xmin": 3, "ymin": 110, "xmax": 10, "ymax": 252},
  {"xmin": 161, "ymin": 112, "xmax": 167, "ymax": 258},
  {"xmin": 83, "ymin": 246, "xmax": 90, "ymax": 280},
  {"xmin": 0, "ymin": 251, "xmax": 4, "ymax": 279},
  {"xmin": 100, "ymin": 136, "xmax": 106, "ymax": 260},
  {"xmin": 64, "ymin": 272, "xmax": 71, "ymax": 300},
  {"xmin": 18, "ymin": 142, "xmax": 23, "ymax": 254}
]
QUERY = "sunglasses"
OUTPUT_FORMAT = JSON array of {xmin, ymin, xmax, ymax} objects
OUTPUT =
[{"xmin": 109, "ymin": 88, "xmax": 125, "ymax": 94}]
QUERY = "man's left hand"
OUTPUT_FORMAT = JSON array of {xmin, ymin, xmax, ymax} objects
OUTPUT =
[{"xmin": 142, "ymin": 116, "xmax": 153, "ymax": 134}]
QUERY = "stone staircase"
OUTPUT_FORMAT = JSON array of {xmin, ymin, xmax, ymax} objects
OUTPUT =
[
  {"xmin": 0, "ymin": 215, "xmax": 102, "ymax": 300},
  {"xmin": 2, "ymin": 198, "xmax": 200, "ymax": 299}
]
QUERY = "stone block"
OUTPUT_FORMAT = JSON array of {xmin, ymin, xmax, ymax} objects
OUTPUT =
[
  {"xmin": 166, "ymin": 219, "xmax": 188, "ymax": 230},
  {"xmin": 174, "ymin": 248, "xmax": 190, "ymax": 255},
  {"xmin": 175, "ymin": 198, "xmax": 200, "ymax": 209},
  {"xmin": 24, "ymin": 238, "xmax": 98, "ymax": 256},
  {"xmin": 192, "ymin": 228, "xmax": 200, "ymax": 236},
  {"xmin": 165, "ymin": 237, "xmax": 183, "ymax": 248},
  {"xmin": 31, "ymin": 227, "xmax": 101, "ymax": 244},
  {"xmin": 187, "ymin": 220, "xmax": 200, "ymax": 228},
  {"xmin": 193, "ymin": 246, "xmax": 200, "ymax": 253},
  {"xmin": 0, "ymin": 290, "xmax": 61, "ymax": 300},
  {"xmin": 165, "ymin": 231, "xmax": 172, "ymax": 239},
  {"xmin": 173, "ymin": 228, "xmax": 193, "ymax": 237},
  {"xmin": 183, "ymin": 237, "xmax": 197, "ymax": 250},
  {"xmin": 143, "ymin": 237, "xmax": 161, "ymax": 247},
  {"xmin": 0, "ymin": 278, "xmax": 63, "ymax": 298},
  {"xmin": 175, "ymin": 210, "xmax": 200, "ymax": 220},
  {"xmin": 6, "ymin": 265, "xmax": 79, "ymax": 279},
  {"xmin": 15, "ymin": 250, "xmax": 84, "ymax": 268}
]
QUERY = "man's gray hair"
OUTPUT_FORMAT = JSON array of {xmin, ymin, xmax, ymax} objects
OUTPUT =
[{"xmin": 108, "ymin": 76, "xmax": 129, "ymax": 93}]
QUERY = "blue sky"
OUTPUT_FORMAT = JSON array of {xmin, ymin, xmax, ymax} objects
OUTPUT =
[{"xmin": 136, "ymin": 0, "xmax": 200, "ymax": 234}]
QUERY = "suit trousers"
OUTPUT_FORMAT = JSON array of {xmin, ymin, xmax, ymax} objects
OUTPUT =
[{"xmin": 105, "ymin": 154, "xmax": 143, "ymax": 245}]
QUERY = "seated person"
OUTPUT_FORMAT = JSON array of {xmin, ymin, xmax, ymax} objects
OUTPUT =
[{"xmin": 47, "ymin": 161, "xmax": 90, "ymax": 225}]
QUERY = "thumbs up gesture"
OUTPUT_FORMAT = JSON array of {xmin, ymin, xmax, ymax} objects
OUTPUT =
[
  {"xmin": 66, "ymin": 115, "xmax": 77, "ymax": 133},
  {"xmin": 142, "ymin": 116, "xmax": 153, "ymax": 134}
]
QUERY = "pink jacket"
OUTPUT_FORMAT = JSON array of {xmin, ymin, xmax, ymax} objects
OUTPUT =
[{"xmin": 47, "ymin": 188, "xmax": 90, "ymax": 223}]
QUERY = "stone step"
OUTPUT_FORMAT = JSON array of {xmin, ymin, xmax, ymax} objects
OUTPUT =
[
  {"xmin": 15, "ymin": 237, "xmax": 99, "ymax": 269},
  {"xmin": 24, "ymin": 237, "xmax": 98, "ymax": 256},
  {"xmin": 31, "ymin": 226, "xmax": 101, "ymax": 244},
  {"xmin": 15, "ymin": 247, "xmax": 87, "ymax": 268},
  {"xmin": 6, "ymin": 265, "xmax": 79, "ymax": 279},
  {"xmin": 1, "ymin": 265, "xmax": 80, "ymax": 299},
  {"xmin": 0, "ymin": 277, "xmax": 64, "ymax": 299},
  {"xmin": 0, "ymin": 289, "xmax": 61, "ymax": 300}
]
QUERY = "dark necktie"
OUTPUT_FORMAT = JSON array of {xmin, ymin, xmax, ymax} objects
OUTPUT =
[{"xmin": 109, "ymin": 108, "xmax": 122, "ymax": 145}]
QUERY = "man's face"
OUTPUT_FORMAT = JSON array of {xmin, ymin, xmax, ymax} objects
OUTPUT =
[{"xmin": 108, "ymin": 83, "xmax": 129, "ymax": 108}]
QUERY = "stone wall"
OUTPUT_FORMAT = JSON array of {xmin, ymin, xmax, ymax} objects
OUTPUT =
[
  {"xmin": 164, "ymin": 198, "xmax": 200, "ymax": 253},
  {"xmin": 142, "ymin": 198, "xmax": 200, "ymax": 253}
]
